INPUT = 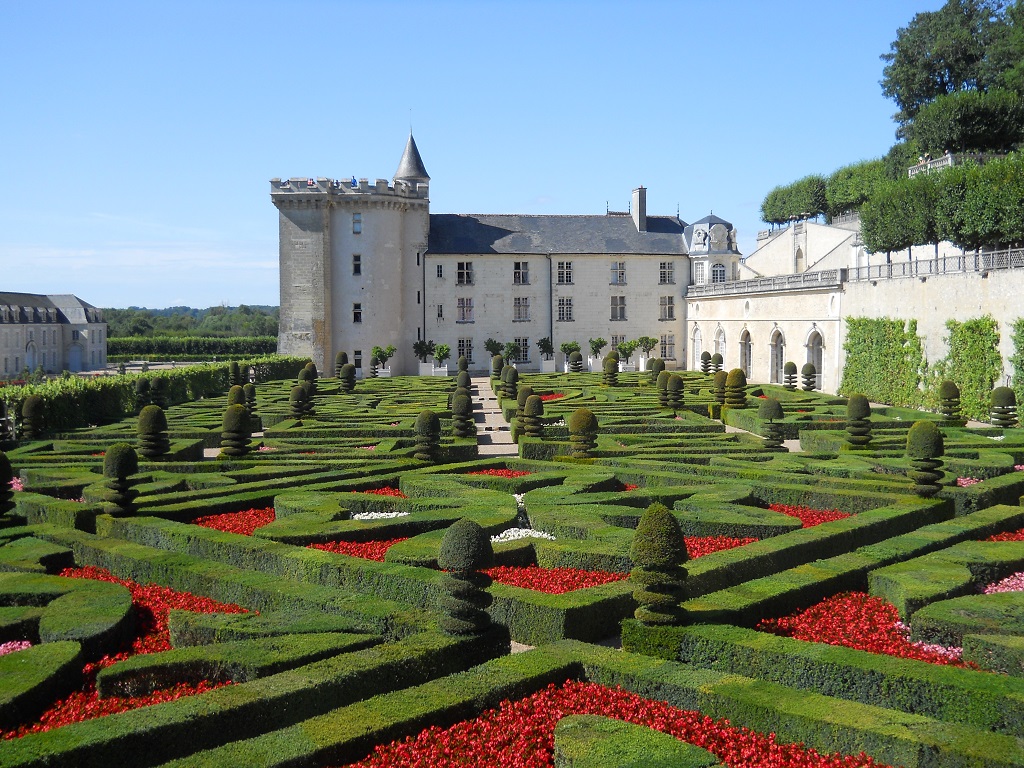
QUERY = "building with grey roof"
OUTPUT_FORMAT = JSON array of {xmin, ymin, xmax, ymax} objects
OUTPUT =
[{"xmin": 0, "ymin": 293, "xmax": 107, "ymax": 377}]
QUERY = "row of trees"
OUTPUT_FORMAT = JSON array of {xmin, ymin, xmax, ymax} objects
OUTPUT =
[
  {"xmin": 760, "ymin": 161, "xmax": 890, "ymax": 224},
  {"xmin": 104, "ymin": 305, "xmax": 279, "ymax": 338}
]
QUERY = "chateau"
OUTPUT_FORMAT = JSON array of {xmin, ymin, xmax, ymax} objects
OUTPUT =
[
  {"xmin": 274, "ymin": 136, "xmax": 1022, "ymax": 393},
  {"xmin": 0, "ymin": 293, "xmax": 107, "ymax": 377}
]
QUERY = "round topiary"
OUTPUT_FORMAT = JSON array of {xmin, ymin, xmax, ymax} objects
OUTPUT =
[
  {"xmin": 228, "ymin": 361, "xmax": 241, "ymax": 387},
  {"xmin": 906, "ymin": 420, "xmax": 945, "ymax": 497},
  {"xmin": 602, "ymin": 356, "xmax": 618, "ymax": 388},
  {"xmin": 20, "ymin": 395, "xmax": 44, "ymax": 439},
  {"xmin": 783, "ymin": 361, "xmax": 798, "ymax": 391},
  {"xmin": 724, "ymin": 369, "xmax": 747, "ymax": 409},
  {"xmin": 227, "ymin": 385, "xmax": 246, "ymax": 407},
  {"xmin": 938, "ymin": 380, "xmax": 962, "ymax": 422},
  {"xmin": 456, "ymin": 370, "xmax": 471, "ymax": 389},
  {"xmin": 304, "ymin": 361, "xmax": 318, "ymax": 378},
  {"xmin": 491, "ymin": 355, "xmax": 504, "ymax": 378},
  {"xmin": 607, "ymin": 350, "xmax": 620, "ymax": 363},
  {"xmin": 568, "ymin": 408, "xmax": 599, "ymax": 458},
  {"xmin": 220, "ymin": 404, "xmax": 252, "ymax": 457},
  {"xmin": 457, "ymin": 356, "xmax": 469, "ymax": 372},
  {"xmin": 801, "ymin": 362, "xmax": 817, "ymax": 392},
  {"xmin": 991, "ymin": 387, "xmax": 1018, "ymax": 427},
  {"xmin": 338, "ymin": 363, "xmax": 357, "ymax": 394},
  {"xmin": 414, "ymin": 410, "xmax": 441, "ymax": 462},
  {"xmin": 334, "ymin": 351, "xmax": 348, "ymax": 378},
  {"xmin": 103, "ymin": 443, "xmax": 139, "ymax": 516},
  {"xmin": 758, "ymin": 397, "xmax": 786, "ymax": 450},
  {"xmin": 436, "ymin": 519, "xmax": 494, "ymax": 636},
  {"xmin": 0, "ymin": 451, "xmax": 14, "ymax": 513},
  {"xmin": 137, "ymin": 405, "xmax": 170, "ymax": 460},
  {"xmin": 568, "ymin": 350, "xmax": 584, "ymax": 373},
  {"xmin": 700, "ymin": 351, "xmax": 712, "ymax": 375},
  {"xmin": 666, "ymin": 374, "xmax": 684, "ymax": 413},
  {"xmin": 712, "ymin": 370, "xmax": 728, "ymax": 406},
  {"xmin": 710, "ymin": 353, "xmax": 723, "ymax": 373},
  {"xmin": 630, "ymin": 502, "xmax": 687, "ymax": 626},
  {"xmin": 844, "ymin": 393, "xmax": 872, "ymax": 451},
  {"xmin": 452, "ymin": 394, "xmax": 476, "ymax": 439},
  {"xmin": 648, "ymin": 358, "xmax": 665, "ymax": 384}
]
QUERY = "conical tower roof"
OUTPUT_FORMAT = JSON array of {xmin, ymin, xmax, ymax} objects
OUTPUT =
[{"xmin": 394, "ymin": 133, "xmax": 430, "ymax": 183}]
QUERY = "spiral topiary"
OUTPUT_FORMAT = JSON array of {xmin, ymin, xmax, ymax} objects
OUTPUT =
[
  {"xmin": 656, "ymin": 370, "xmax": 671, "ymax": 407},
  {"xmin": 502, "ymin": 366, "xmax": 519, "ymax": 402},
  {"xmin": 568, "ymin": 408, "xmax": 599, "ymax": 458},
  {"xmin": 137, "ymin": 405, "xmax": 170, "ymax": 460},
  {"xmin": 457, "ymin": 356, "xmax": 469, "ymax": 372},
  {"xmin": 906, "ymin": 421, "xmax": 945, "ymax": 497},
  {"xmin": 491, "ymin": 354, "xmax": 504, "ymax": 378},
  {"xmin": 991, "ymin": 387, "xmax": 1018, "ymax": 428},
  {"xmin": 134, "ymin": 378, "xmax": 151, "ymax": 412},
  {"xmin": 298, "ymin": 366, "xmax": 317, "ymax": 397},
  {"xmin": 103, "ymin": 443, "xmax": 139, "ymax": 516},
  {"xmin": 334, "ymin": 351, "xmax": 348, "ymax": 378},
  {"xmin": 512, "ymin": 386, "xmax": 534, "ymax": 443},
  {"xmin": 414, "ymin": 410, "xmax": 441, "ymax": 462},
  {"xmin": 648, "ymin": 357, "xmax": 665, "ymax": 385},
  {"xmin": 843, "ymin": 393, "xmax": 872, "ymax": 450},
  {"xmin": 630, "ymin": 502, "xmax": 687, "ymax": 626},
  {"xmin": 602, "ymin": 356, "xmax": 618, "ymax": 388},
  {"xmin": 304, "ymin": 361, "xmax": 318, "ymax": 378},
  {"xmin": 437, "ymin": 519, "xmax": 493, "ymax": 635},
  {"xmin": 758, "ymin": 397, "xmax": 785, "ymax": 450},
  {"xmin": 338, "ymin": 363, "xmax": 357, "ymax": 394},
  {"xmin": 568, "ymin": 350, "xmax": 583, "ymax": 373},
  {"xmin": 149, "ymin": 377, "xmax": 168, "ymax": 410},
  {"xmin": 938, "ymin": 380, "xmax": 962, "ymax": 423},
  {"xmin": 0, "ymin": 451, "xmax": 14, "ymax": 514},
  {"xmin": 801, "ymin": 362, "xmax": 817, "ymax": 392},
  {"xmin": 700, "ymin": 351, "xmax": 711, "ymax": 375},
  {"xmin": 456, "ymin": 370, "xmax": 471, "ymax": 389},
  {"xmin": 783, "ymin": 361, "xmax": 798, "ymax": 391},
  {"xmin": 243, "ymin": 383, "xmax": 257, "ymax": 416},
  {"xmin": 227, "ymin": 385, "xmax": 246, "ymax": 407},
  {"xmin": 20, "ymin": 395, "xmax": 44, "ymax": 439},
  {"xmin": 299, "ymin": 380, "xmax": 316, "ymax": 416},
  {"xmin": 520, "ymin": 395, "xmax": 545, "ymax": 440},
  {"xmin": 666, "ymin": 374, "xmax": 684, "ymax": 413},
  {"xmin": 228, "ymin": 361, "xmax": 240, "ymax": 387},
  {"xmin": 452, "ymin": 394, "xmax": 476, "ymax": 438},
  {"xmin": 712, "ymin": 370, "xmax": 728, "ymax": 406},
  {"xmin": 289, "ymin": 385, "xmax": 307, "ymax": 421},
  {"xmin": 724, "ymin": 369, "xmax": 747, "ymax": 409},
  {"xmin": 220, "ymin": 404, "xmax": 252, "ymax": 457},
  {"xmin": 710, "ymin": 353, "xmax": 723, "ymax": 373}
]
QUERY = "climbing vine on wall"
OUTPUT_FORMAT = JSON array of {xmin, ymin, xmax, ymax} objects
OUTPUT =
[
  {"xmin": 839, "ymin": 318, "xmax": 926, "ymax": 407},
  {"xmin": 1009, "ymin": 318, "xmax": 1024, "ymax": 409},
  {"xmin": 932, "ymin": 316, "xmax": 1003, "ymax": 421}
]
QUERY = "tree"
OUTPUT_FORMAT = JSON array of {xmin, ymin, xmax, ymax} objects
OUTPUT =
[
  {"xmin": 372, "ymin": 345, "xmax": 396, "ymax": 368},
  {"xmin": 588, "ymin": 338, "xmax": 607, "ymax": 359},
  {"xmin": 616, "ymin": 340, "xmax": 638, "ymax": 364},
  {"xmin": 484, "ymin": 338, "xmax": 503, "ymax": 357},
  {"xmin": 537, "ymin": 337, "xmax": 555, "ymax": 360},
  {"xmin": 503, "ymin": 341, "xmax": 522, "ymax": 363},
  {"xmin": 434, "ymin": 343, "xmax": 452, "ymax": 366},
  {"xmin": 635, "ymin": 336, "xmax": 658, "ymax": 359},
  {"xmin": 560, "ymin": 340, "xmax": 581, "ymax": 358},
  {"xmin": 906, "ymin": 88, "xmax": 1024, "ymax": 153},
  {"xmin": 825, "ymin": 159, "xmax": 887, "ymax": 216},
  {"xmin": 412, "ymin": 339, "xmax": 435, "ymax": 363}
]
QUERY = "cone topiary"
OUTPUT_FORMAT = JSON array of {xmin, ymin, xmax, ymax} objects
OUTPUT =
[
  {"xmin": 338, "ymin": 363, "xmax": 357, "ymax": 394},
  {"xmin": 227, "ymin": 385, "xmax": 246, "ymax": 407},
  {"xmin": 137, "ymin": 405, "xmax": 170, "ymax": 460},
  {"xmin": 452, "ymin": 394, "xmax": 476, "ymax": 438},
  {"xmin": 436, "ymin": 519, "xmax": 493, "ymax": 635},
  {"xmin": 220, "ymin": 404, "xmax": 252, "ymax": 457},
  {"xmin": 938, "ymin": 380, "xmax": 963, "ymax": 423},
  {"xmin": 520, "ymin": 395, "xmax": 545, "ymax": 440},
  {"xmin": 656, "ymin": 370, "xmax": 671, "ymax": 407},
  {"xmin": 666, "ymin": 374, "xmax": 684, "ymax": 413},
  {"xmin": 334, "ymin": 351, "xmax": 348, "ymax": 378},
  {"xmin": 602, "ymin": 356, "xmax": 618, "ymax": 387},
  {"xmin": 20, "ymin": 395, "xmax": 44, "ymax": 439},
  {"xmin": 568, "ymin": 408, "xmax": 599, "ymax": 458},
  {"xmin": 134, "ymin": 378, "xmax": 151, "ymax": 412},
  {"xmin": 783, "ymin": 361, "xmax": 798, "ymax": 391},
  {"xmin": 414, "ymin": 410, "xmax": 441, "ymax": 462},
  {"xmin": 991, "ymin": 387, "xmax": 1018, "ymax": 427},
  {"xmin": 724, "ymin": 369, "xmax": 747, "ymax": 409},
  {"xmin": 906, "ymin": 420, "xmax": 945, "ymax": 497},
  {"xmin": 289, "ymin": 385, "xmax": 307, "ymax": 421},
  {"xmin": 491, "ymin": 354, "xmax": 504, "ymax": 378},
  {"xmin": 648, "ymin": 358, "xmax": 665, "ymax": 384},
  {"xmin": 103, "ymin": 443, "xmax": 138, "ymax": 516},
  {"xmin": 844, "ymin": 393, "xmax": 872, "ymax": 450},
  {"xmin": 630, "ymin": 502, "xmax": 687, "ymax": 626},
  {"xmin": 228, "ymin": 361, "xmax": 240, "ymax": 387},
  {"xmin": 149, "ymin": 377, "xmax": 168, "ymax": 409},
  {"xmin": 710, "ymin": 353, "xmax": 723, "ymax": 373},
  {"xmin": 568, "ymin": 350, "xmax": 583, "ymax": 373},
  {"xmin": 457, "ymin": 356, "xmax": 469, "ymax": 372},
  {"xmin": 700, "ymin": 351, "xmax": 712, "ymax": 375},
  {"xmin": 801, "ymin": 362, "xmax": 817, "ymax": 392},
  {"xmin": 758, "ymin": 397, "xmax": 785, "ymax": 450},
  {"xmin": 0, "ymin": 451, "xmax": 14, "ymax": 514},
  {"xmin": 456, "ymin": 370, "xmax": 471, "ymax": 389},
  {"xmin": 712, "ymin": 370, "xmax": 728, "ymax": 406}
]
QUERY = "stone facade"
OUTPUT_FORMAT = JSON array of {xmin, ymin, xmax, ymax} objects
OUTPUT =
[{"xmin": 0, "ymin": 293, "xmax": 107, "ymax": 377}]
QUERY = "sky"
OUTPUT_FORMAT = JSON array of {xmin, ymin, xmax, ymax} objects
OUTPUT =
[{"xmin": 2, "ymin": 0, "xmax": 940, "ymax": 309}]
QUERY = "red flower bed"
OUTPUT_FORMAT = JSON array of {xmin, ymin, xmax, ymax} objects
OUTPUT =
[
  {"xmin": 2, "ymin": 567, "xmax": 246, "ymax": 739},
  {"xmin": 466, "ymin": 469, "xmax": 532, "ymax": 479},
  {"xmin": 756, "ymin": 591, "xmax": 968, "ymax": 666},
  {"xmin": 340, "ymin": 680, "xmax": 889, "ymax": 768},
  {"xmin": 538, "ymin": 393, "xmax": 564, "ymax": 401},
  {"xmin": 483, "ymin": 565, "xmax": 627, "ymax": 594},
  {"xmin": 987, "ymin": 527, "xmax": 1024, "ymax": 542},
  {"xmin": 685, "ymin": 535, "xmax": 758, "ymax": 558},
  {"xmin": 621, "ymin": 483, "xmax": 639, "ymax": 491},
  {"xmin": 309, "ymin": 538, "xmax": 409, "ymax": 561},
  {"xmin": 768, "ymin": 503, "xmax": 852, "ymax": 527},
  {"xmin": 354, "ymin": 487, "xmax": 408, "ymax": 498},
  {"xmin": 192, "ymin": 507, "xmax": 276, "ymax": 536}
]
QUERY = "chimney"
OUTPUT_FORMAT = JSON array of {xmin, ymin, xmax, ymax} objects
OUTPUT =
[{"xmin": 631, "ymin": 187, "xmax": 647, "ymax": 232}]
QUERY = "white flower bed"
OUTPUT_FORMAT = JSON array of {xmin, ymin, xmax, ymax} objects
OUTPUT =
[
  {"xmin": 491, "ymin": 527, "xmax": 556, "ymax": 543},
  {"xmin": 352, "ymin": 511, "xmax": 411, "ymax": 521}
]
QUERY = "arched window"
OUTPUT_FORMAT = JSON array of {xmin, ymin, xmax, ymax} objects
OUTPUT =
[
  {"xmin": 714, "ymin": 328, "xmax": 726, "ymax": 360},
  {"xmin": 739, "ymin": 330, "xmax": 752, "ymax": 378},
  {"xmin": 806, "ymin": 330, "xmax": 824, "ymax": 390},
  {"xmin": 691, "ymin": 327, "xmax": 703, "ymax": 370},
  {"xmin": 711, "ymin": 263, "xmax": 726, "ymax": 283},
  {"xmin": 770, "ymin": 330, "xmax": 785, "ymax": 384}
]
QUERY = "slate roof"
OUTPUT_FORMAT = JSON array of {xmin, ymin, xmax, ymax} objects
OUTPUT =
[
  {"xmin": 0, "ymin": 292, "xmax": 100, "ymax": 324},
  {"xmin": 427, "ymin": 213, "xmax": 688, "ymax": 255},
  {"xmin": 394, "ymin": 133, "xmax": 430, "ymax": 183}
]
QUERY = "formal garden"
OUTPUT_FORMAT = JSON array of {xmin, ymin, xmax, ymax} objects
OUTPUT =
[{"xmin": 1, "ymin": 354, "xmax": 1024, "ymax": 767}]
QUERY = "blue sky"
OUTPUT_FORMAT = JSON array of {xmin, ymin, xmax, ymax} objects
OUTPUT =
[{"xmin": 2, "ymin": 0, "xmax": 937, "ymax": 309}]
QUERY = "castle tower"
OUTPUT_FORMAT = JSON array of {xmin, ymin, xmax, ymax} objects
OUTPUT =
[
  {"xmin": 272, "ymin": 135, "xmax": 430, "ymax": 374},
  {"xmin": 684, "ymin": 214, "xmax": 741, "ymax": 286}
]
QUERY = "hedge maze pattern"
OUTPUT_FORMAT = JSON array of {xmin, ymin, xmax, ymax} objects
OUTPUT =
[{"xmin": 2, "ymin": 365, "xmax": 1024, "ymax": 766}]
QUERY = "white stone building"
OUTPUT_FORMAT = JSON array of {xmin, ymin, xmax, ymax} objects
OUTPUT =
[{"xmin": 0, "ymin": 293, "xmax": 107, "ymax": 377}]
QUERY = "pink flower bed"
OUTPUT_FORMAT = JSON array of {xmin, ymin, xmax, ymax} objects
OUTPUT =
[
  {"xmin": 956, "ymin": 477, "xmax": 981, "ymax": 487},
  {"xmin": 984, "ymin": 572, "xmax": 1024, "ymax": 594},
  {"xmin": 0, "ymin": 640, "xmax": 31, "ymax": 656},
  {"xmin": 9, "ymin": 477, "xmax": 23, "ymax": 492}
]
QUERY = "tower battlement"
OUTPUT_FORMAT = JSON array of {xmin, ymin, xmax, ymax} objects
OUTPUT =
[{"xmin": 270, "ymin": 176, "xmax": 428, "ymax": 202}]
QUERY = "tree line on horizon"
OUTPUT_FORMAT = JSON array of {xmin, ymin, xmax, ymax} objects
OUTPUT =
[{"xmin": 104, "ymin": 305, "xmax": 279, "ymax": 339}]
